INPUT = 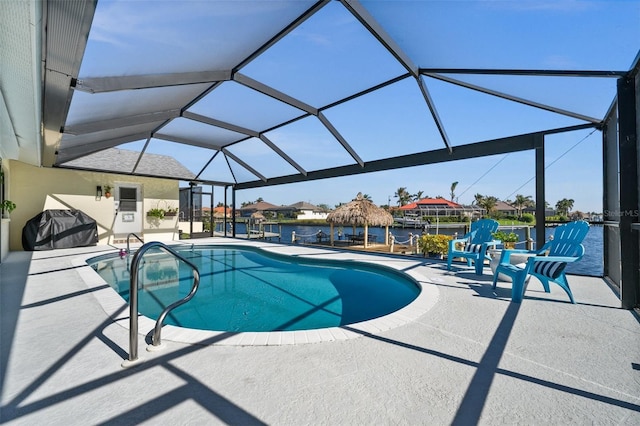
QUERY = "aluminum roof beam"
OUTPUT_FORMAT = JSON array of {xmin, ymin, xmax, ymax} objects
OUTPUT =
[
  {"xmin": 153, "ymin": 133, "xmax": 222, "ymax": 151},
  {"xmin": 234, "ymin": 124, "xmax": 598, "ymax": 190},
  {"xmin": 56, "ymin": 132, "xmax": 151, "ymax": 163},
  {"xmin": 233, "ymin": 0, "xmax": 330, "ymax": 72},
  {"xmin": 418, "ymin": 68, "xmax": 629, "ymax": 77},
  {"xmin": 317, "ymin": 111, "xmax": 364, "ymax": 167},
  {"xmin": 259, "ymin": 135, "xmax": 308, "ymax": 176},
  {"xmin": 73, "ymin": 70, "xmax": 233, "ymax": 93},
  {"xmin": 424, "ymin": 73, "xmax": 602, "ymax": 124},
  {"xmin": 235, "ymin": 73, "xmax": 363, "ymax": 167},
  {"xmin": 63, "ymin": 109, "xmax": 182, "ymax": 135},
  {"xmin": 183, "ymin": 111, "xmax": 260, "ymax": 138},
  {"xmin": 42, "ymin": 0, "xmax": 96, "ymax": 166},
  {"xmin": 416, "ymin": 76, "xmax": 453, "ymax": 153},
  {"xmin": 222, "ymin": 148, "xmax": 267, "ymax": 182},
  {"xmin": 342, "ymin": 0, "xmax": 452, "ymax": 153},
  {"xmin": 233, "ymin": 73, "xmax": 317, "ymax": 115}
]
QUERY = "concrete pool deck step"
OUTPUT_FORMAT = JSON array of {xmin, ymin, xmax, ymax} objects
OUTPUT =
[{"xmin": 1, "ymin": 238, "xmax": 639, "ymax": 424}]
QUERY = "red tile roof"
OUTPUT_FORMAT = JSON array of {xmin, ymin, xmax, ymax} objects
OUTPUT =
[{"xmin": 399, "ymin": 198, "xmax": 463, "ymax": 210}]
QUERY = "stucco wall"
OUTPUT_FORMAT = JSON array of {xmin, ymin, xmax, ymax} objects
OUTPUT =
[{"xmin": 6, "ymin": 161, "xmax": 180, "ymax": 251}]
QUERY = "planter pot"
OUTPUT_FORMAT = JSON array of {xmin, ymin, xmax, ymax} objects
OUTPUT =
[
  {"xmin": 503, "ymin": 242, "xmax": 516, "ymax": 249},
  {"xmin": 489, "ymin": 249, "xmax": 535, "ymax": 282}
]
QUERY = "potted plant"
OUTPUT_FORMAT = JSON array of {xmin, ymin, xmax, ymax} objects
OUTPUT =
[
  {"xmin": 418, "ymin": 234, "xmax": 451, "ymax": 258},
  {"xmin": 492, "ymin": 230, "xmax": 519, "ymax": 249},
  {"xmin": 103, "ymin": 185, "xmax": 112, "ymax": 198},
  {"xmin": 164, "ymin": 206, "xmax": 178, "ymax": 217},
  {"xmin": 146, "ymin": 207, "xmax": 165, "ymax": 220},
  {"xmin": 1, "ymin": 199, "xmax": 16, "ymax": 218}
]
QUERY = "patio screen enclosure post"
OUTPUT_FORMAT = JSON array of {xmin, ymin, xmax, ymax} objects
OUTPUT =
[{"xmin": 617, "ymin": 71, "xmax": 640, "ymax": 309}]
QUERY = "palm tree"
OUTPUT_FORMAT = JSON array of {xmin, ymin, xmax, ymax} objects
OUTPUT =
[
  {"xmin": 362, "ymin": 193, "xmax": 373, "ymax": 201},
  {"xmin": 555, "ymin": 198, "xmax": 575, "ymax": 217},
  {"xmin": 513, "ymin": 194, "xmax": 534, "ymax": 218},
  {"xmin": 482, "ymin": 196, "xmax": 498, "ymax": 216},
  {"xmin": 412, "ymin": 190, "xmax": 425, "ymax": 201},
  {"xmin": 450, "ymin": 181, "xmax": 458, "ymax": 202},
  {"xmin": 394, "ymin": 187, "xmax": 412, "ymax": 206},
  {"xmin": 473, "ymin": 194, "xmax": 498, "ymax": 216}
]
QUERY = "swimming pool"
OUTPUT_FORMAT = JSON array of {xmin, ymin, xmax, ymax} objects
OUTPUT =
[{"xmin": 89, "ymin": 244, "xmax": 421, "ymax": 333}]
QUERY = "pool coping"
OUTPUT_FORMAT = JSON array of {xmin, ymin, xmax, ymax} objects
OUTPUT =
[{"xmin": 73, "ymin": 238, "xmax": 440, "ymax": 346}]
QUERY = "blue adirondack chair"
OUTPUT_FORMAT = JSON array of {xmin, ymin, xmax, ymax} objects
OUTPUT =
[
  {"xmin": 447, "ymin": 219, "xmax": 500, "ymax": 275},
  {"xmin": 492, "ymin": 220, "xmax": 589, "ymax": 303}
]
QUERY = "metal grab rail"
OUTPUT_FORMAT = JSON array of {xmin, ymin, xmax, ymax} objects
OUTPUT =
[
  {"xmin": 126, "ymin": 233, "xmax": 144, "ymax": 254},
  {"xmin": 124, "ymin": 241, "xmax": 200, "ymax": 367}
]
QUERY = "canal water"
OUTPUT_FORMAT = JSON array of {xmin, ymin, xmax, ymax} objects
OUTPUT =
[{"xmin": 222, "ymin": 223, "xmax": 604, "ymax": 277}]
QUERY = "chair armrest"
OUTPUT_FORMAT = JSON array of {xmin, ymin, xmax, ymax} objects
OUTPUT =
[
  {"xmin": 449, "ymin": 237, "xmax": 469, "ymax": 245},
  {"xmin": 448, "ymin": 238, "xmax": 469, "ymax": 252},
  {"xmin": 530, "ymin": 255, "xmax": 581, "ymax": 263},
  {"xmin": 498, "ymin": 249, "xmax": 531, "ymax": 263}
]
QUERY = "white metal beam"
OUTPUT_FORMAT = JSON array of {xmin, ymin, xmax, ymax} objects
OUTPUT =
[
  {"xmin": 424, "ymin": 72, "xmax": 602, "ymax": 124},
  {"xmin": 182, "ymin": 111, "xmax": 259, "ymax": 137},
  {"xmin": 317, "ymin": 111, "xmax": 364, "ymax": 167},
  {"xmin": 63, "ymin": 110, "xmax": 181, "ymax": 135},
  {"xmin": 259, "ymin": 134, "xmax": 308, "ymax": 176},
  {"xmin": 222, "ymin": 148, "xmax": 267, "ymax": 182},
  {"xmin": 234, "ymin": 73, "xmax": 317, "ymax": 115},
  {"xmin": 74, "ymin": 70, "xmax": 232, "ymax": 93}
]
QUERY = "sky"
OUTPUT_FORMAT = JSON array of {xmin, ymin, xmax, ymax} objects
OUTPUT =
[{"xmin": 74, "ymin": 0, "xmax": 639, "ymax": 214}]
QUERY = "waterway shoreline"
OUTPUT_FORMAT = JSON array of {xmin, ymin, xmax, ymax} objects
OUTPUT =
[{"xmin": 207, "ymin": 222, "xmax": 604, "ymax": 277}]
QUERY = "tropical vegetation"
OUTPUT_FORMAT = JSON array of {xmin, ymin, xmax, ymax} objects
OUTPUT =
[
  {"xmin": 236, "ymin": 191, "xmax": 585, "ymax": 225},
  {"xmin": 492, "ymin": 230, "xmax": 519, "ymax": 243},
  {"xmin": 555, "ymin": 198, "xmax": 575, "ymax": 218},
  {"xmin": 418, "ymin": 234, "xmax": 452, "ymax": 256},
  {"xmin": 1, "ymin": 199, "xmax": 16, "ymax": 216}
]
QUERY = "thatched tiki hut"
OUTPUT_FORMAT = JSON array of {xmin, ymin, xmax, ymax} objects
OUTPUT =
[{"xmin": 326, "ymin": 193, "xmax": 394, "ymax": 248}]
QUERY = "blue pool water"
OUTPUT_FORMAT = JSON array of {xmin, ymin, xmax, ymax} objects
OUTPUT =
[{"xmin": 89, "ymin": 245, "xmax": 420, "ymax": 332}]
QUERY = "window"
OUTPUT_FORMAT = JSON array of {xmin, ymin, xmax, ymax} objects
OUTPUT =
[{"xmin": 119, "ymin": 187, "xmax": 137, "ymax": 212}]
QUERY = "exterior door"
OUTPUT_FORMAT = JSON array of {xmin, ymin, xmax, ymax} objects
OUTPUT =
[{"xmin": 113, "ymin": 183, "xmax": 142, "ymax": 237}]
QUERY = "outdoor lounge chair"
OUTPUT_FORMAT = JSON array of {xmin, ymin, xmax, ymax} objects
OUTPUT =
[
  {"xmin": 491, "ymin": 220, "xmax": 589, "ymax": 303},
  {"xmin": 447, "ymin": 219, "xmax": 500, "ymax": 275}
]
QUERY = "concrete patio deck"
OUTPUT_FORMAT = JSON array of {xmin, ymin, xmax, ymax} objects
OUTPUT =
[{"xmin": 1, "ymin": 238, "xmax": 639, "ymax": 425}]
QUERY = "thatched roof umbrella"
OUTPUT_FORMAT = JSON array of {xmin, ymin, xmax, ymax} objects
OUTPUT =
[
  {"xmin": 326, "ymin": 193, "xmax": 394, "ymax": 248},
  {"xmin": 248, "ymin": 211, "xmax": 266, "ymax": 237},
  {"xmin": 250, "ymin": 211, "xmax": 265, "ymax": 222}
]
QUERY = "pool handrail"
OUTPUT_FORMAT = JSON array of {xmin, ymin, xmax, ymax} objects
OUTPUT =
[
  {"xmin": 126, "ymin": 233, "xmax": 144, "ymax": 255},
  {"xmin": 123, "ymin": 241, "xmax": 200, "ymax": 367}
]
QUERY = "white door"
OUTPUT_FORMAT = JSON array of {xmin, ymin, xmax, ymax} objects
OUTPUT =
[{"xmin": 113, "ymin": 183, "xmax": 142, "ymax": 236}]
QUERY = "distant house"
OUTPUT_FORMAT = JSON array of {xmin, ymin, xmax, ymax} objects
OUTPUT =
[
  {"xmin": 523, "ymin": 206, "xmax": 556, "ymax": 217},
  {"xmin": 399, "ymin": 198, "xmax": 481, "ymax": 218},
  {"xmin": 201, "ymin": 206, "xmax": 233, "ymax": 218},
  {"xmin": 494, "ymin": 201, "xmax": 518, "ymax": 216},
  {"xmin": 286, "ymin": 201, "xmax": 329, "ymax": 220},
  {"xmin": 238, "ymin": 201, "xmax": 281, "ymax": 218}
]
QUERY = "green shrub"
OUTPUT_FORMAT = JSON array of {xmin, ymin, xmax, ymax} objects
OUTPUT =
[
  {"xmin": 492, "ymin": 230, "xmax": 519, "ymax": 243},
  {"xmin": 520, "ymin": 213, "xmax": 534, "ymax": 223},
  {"xmin": 418, "ymin": 234, "xmax": 452, "ymax": 255}
]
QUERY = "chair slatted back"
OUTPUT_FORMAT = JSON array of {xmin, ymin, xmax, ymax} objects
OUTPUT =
[
  {"xmin": 547, "ymin": 221, "xmax": 590, "ymax": 257},
  {"xmin": 469, "ymin": 219, "xmax": 500, "ymax": 244}
]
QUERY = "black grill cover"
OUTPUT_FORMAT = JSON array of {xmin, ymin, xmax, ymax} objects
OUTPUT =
[{"xmin": 22, "ymin": 210, "xmax": 98, "ymax": 251}]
